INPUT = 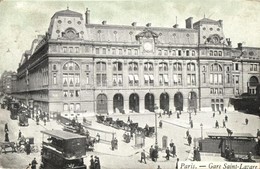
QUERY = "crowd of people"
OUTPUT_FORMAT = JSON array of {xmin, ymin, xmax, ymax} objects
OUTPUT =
[{"xmin": 89, "ymin": 155, "xmax": 101, "ymax": 169}]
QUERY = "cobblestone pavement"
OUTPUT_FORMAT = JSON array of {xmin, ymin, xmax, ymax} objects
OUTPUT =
[{"xmin": 0, "ymin": 99, "xmax": 259, "ymax": 169}]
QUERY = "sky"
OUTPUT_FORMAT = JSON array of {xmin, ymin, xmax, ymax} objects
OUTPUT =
[{"xmin": 0, "ymin": 0, "xmax": 260, "ymax": 75}]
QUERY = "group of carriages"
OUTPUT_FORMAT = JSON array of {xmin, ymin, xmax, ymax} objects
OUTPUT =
[
  {"xmin": 96, "ymin": 115, "xmax": 155, "ymax": 142},
  {"xmin": 62, "ymin": 118, "xmax": 98, "ymax": 152}
]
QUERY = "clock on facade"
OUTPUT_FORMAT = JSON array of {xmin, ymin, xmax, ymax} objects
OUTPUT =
[{"xmin": 143, "ymin": 42, "xmax": 153, "ymax": 51}]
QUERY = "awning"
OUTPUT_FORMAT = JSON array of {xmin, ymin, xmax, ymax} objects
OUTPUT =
[
  {"xmin": 128, "ymin": 75, "xmax": 134, "ymax": 81},
  {"xmin": 134, "ymin": 75, "xmax": 139, "ymax": 81},
  {"xmin": 144, "ymin": 75, "xmax": 149, "ymax": 81},
  {"xmin": 149, "ymin": 75, "xmax": 154, "ymax": 81},
  {"xmin": 163, "ymin": 74, "xmax": 169, "ymax": 83}
]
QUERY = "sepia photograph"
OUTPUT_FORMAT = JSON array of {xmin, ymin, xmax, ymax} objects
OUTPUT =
[{"xmin": 0, "ymin": 0, "xmax": 260, "ymax": 168}]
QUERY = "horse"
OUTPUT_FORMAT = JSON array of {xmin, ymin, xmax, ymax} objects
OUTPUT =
[{"xmin": 0, "ymin": 142, "xmax": 16, "ymax": 154}]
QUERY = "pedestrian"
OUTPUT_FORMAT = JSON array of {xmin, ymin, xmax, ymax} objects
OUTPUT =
[
  {"xmin": 223, "ymin": 120, "xmax": 226, "ymax": 128},
  {"xmin": 197, "ymin": 147, "xmax": 201, "ymax": 161},
  {"xmin": 127, "ymin": 116, "xmax": 130, "ymax": 123},
  {"xmin": 111, "ymin": 138, "xmax": 114, "ymax": 151},
  {"xmin": 96, "ymin": 133, "xmax": 100, "ymax": 143},
  {"xmin": 140, "ymin": 149, "xmax": 147, "ymax": 164},
  {"xmin": 25, "ymin": 141, "xmax": 31, "ymax": 155},
  {"xmin": 186, "ymin": 129, "xmax": 189, "ymax": 138},
  {"xmin": 190, "ymin": 120, "xmax": 193, "ymax": 128},
  {"xmin": 165, "ymin": 147, "xmax": 170, "ymax": 160},
  {"xmin": 31, "ymin": 158, "xmax": 38, "ymax": 169},
  {"xmin": 219, "ymin": 110, "xmax": 221, "ymax": 115},
  {"xmin": 158, "ymin": 110, "xmax": 162, "ymax": 118},
  {"xmin": 43, "ymin": 116, "xmax": 47, "ymax": 126},
  {"xmin": 159, "ymin": 120, "xmax": 163, "ymax": 128},
  {"xmin": 225, "ymin": 108, "xmax": 227, "ymax": 113},
  {"xmin": 153, "ymin": 147, "xmax": 158, "ymax": 162},
  {"xmin": 194, "ymin": 109, "xmax": 197, "ymax": 115},
  {"xmin": 114, "ymin": 137, "xmax": 118, "ymax": 149},
  {"xmin": 215, "ymin": 120, "xmax": 219, "ymax": 128},
  {"xmin": 4, "ymin": 123, "xmax": 8, "ymax": 132},
  {"xmin": 163, "ymin": 109, "xmax": 166, "ymax": 115},
  {"xmin": 18, "ymin": 130, "xmax": 22, "ymax": 140},
  {"xmin": 94, "ymin": 156, "xmax": 101, "ymax": 169},
  {"xmin": 157, "ymin": 165, "xmax": 162, "ymax": 169},
  {"xmin": 225, "ymin": 115, "xmax": 228, "ymax": 122},
  {"xmin": 89, "ymin": 155, "xmax": 95, "ymax": 169},
  {"xmin": 193, "ymin": 147, "xmax": 197, "ymax": 161},
  {"xmin": 177, "ymin": 112, "xmax": 180, "ymax": 119},
  {"xmin": 176, "ymin": 158, "xmax": 179, "ymax": 169},
  {"xmin": 5, "ymin": 131, "xmax": 9, "ymax": 142},
  {"xmin": 245, "ymin": 118, "xmax": 248, "ymax": 125},
  {"xmin": 36, "ymin": 115, "xmax": 39, "ymax": 125},
  {"xmin": 149, "ymin": 145, "xmax": 154, "ymax": 160},
  {"xmin": 188, "ymin": 135, "xmax": 192, "ymax": 146},
  {"xmin": 172, "ymin": 143, "xmax": 176, "ymax": 157}
]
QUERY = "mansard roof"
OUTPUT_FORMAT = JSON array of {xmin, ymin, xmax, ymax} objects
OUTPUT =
[{"xmin": 51, "ymin": 9, "xmax": 83, "ymax": 19}]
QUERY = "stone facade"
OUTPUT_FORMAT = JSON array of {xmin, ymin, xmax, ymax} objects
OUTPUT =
[{"xmin": 13, "ymin": 9, "xmax": 260, "ymax": 115}]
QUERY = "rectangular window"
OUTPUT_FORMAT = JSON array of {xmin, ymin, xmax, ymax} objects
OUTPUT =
[
  {"xmin": 63, "ymin": 90, "xmax": 68, "ymax": 97},
  {"xmin": 254, "ymin": 64, "xmax": 257, "ymax": 71},
  {"xmin": 178, "ymin": 74, "xmax": 182, "ymax": 85},
  {"xmin": 96, "ymin": 48, "xmax": 100, "ymax": 54},
  {"xmin": 69, "ymin": 74, "xmax": 74, "ymax": 86},
  {"xmin": 158, "ymin": 50, "xmax": 162, "ymax": 56},
  {"xmin": 186, "ymin": 50, "xmax": 190, "ymax": 56},
  {"xmin": 63, "ymin": 47, "xmax": 67, "ymax": 53},
  {"xmin": 75, "ymin": 47, "xmax": 79, "ymax": 53},
  {"xmin": 128, "ymin": 49, "xmax": 132, "ymax": 55},
  {"xmin": 250, "ymin": 64, "xmax": 253, "ymax": 71},
  {"xmin": 178, "ymin": 50, "xmax": 182, "ymax": 56},
  {"xmin": 218, "ymin": 74, "xmax": 222, "ymax": 84},
  {"xmin": 128, "ymin": 75, "xmax": 134, "ymax": 86},
  {"xmin": 227, "ymin": 74, "xmax": 230, "ymax": 83},
  {"xmin": 235, "ymin": 76, "xmax": 239, "ymax": 84},
  {"xmin": 96, "ymin": 74, "xmax": 101, "ymax": 86},
  {"xmin": 172, "ymin": 50, "xmax": 176, "ymax": 56},
  {"xmin": 214, "ymin": 74, "xmax": 218, "ymax": 84},
  {"xmin": 203, "ymin": 73, "xmax": 206, "ymax": 83},
  {"xmin": 235, "ymin": 63, "xmax": 239, "ymax": 70},
  {"xmin": 102, "ymin": 74, "xmax": 107, "ymax": 86},
  {"xmin": 75, "ymin": 90, "xmax": 80, "ymax": 97},
  {"xmin": 69, "ymin": 90, "xmax": 74, "ymax": 97},
  {"xmin": 144, "ymin": 75, "xmax": 149, "ymax": 85},
  {"xmin": 164, "ymin": 50, "xmax": 168, "ymax": 56},
  {"xmin": 74, "ymin": 74, "xmax": 80, "ymax": 86},
  {"xmin": 63, "ymin": 104, "xmax": 68, "ymax": 111},
  {"xmin": 163, "ymin": 74, "xmax": 169, "ymax": 85},
  {"xmin": 187, "ymin": 74, "xmax": 191, "ymax": 85},
  {"xmin": 69, "ymin": 47, "xmax": 73, "ymax": 53},
  {"xmin": 75, "ymin": 103, "xmax": 81, "ymax": 111},
  {"xmin": 102, "ymin": 48, "xmax": 106, "ymax": 54},
  {"xmin": 219, "ymin": 51, "xmax": 222, "ymax": 56},
  {"xmin": 63, "ymin": 74, "xmax": 68, "ymax": 86},
  {"xmin": 86, "ymin": 73, "xmax": 89, "ymax": 84},
  {"xmin": 159, "ymin": 74, "xmax": 163, "ymax": 86},
  {"xmin": 118, "ymin": 74, "xmax": 123, "ymax": 86},
  {"xmin": 112, "ymin": 48, "xmax": 116, "ymax": 55},
  {"xmin": 53, "ymin": 73, "xmax": 57, "ymax": 85},
  {"xmin": 119, "ymin": 49, "xmax": 123, "ymax": 55},
  {"xmin": 173, "ymin": 74, "xmax": 178, "ymax": 85},
  {"xmin": 134, "ymin": 49, "xmax": 138, "ymax": 55},
  {"xmin": 191, "ymin": 74, "xmax": 196, "ymax": 85},
  {"xmin": 210, "ymin": 74, "xmax": 213, "ymax": 84},
  {"xmin": 113, "ymin": 74, "xmax": 117, "ymax": 86}
]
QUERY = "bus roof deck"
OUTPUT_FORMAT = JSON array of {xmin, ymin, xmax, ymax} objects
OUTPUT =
[{"xmin": 41, "ymin": 130, "xmax": 86, "ymax": 140}]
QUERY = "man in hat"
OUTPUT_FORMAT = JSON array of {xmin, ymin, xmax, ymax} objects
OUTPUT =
[
  {"xmin": 89, "ymin": 155, "xmax": 95, "ymax": 169},
  {"xmin": 165, "ymin": 147, "xmax": 170, "ymax": 160},
  {"xmin": 31, "ymin": 158, "xmax": 38, "ymax": 169},
  {"xmin": 4, "ymin": 123, "xmax": 8, "ymax": 132},
  {"xmin": 5, "ymin": 131, "xmax": 9, "ymax": 142},
  {"xmin": 140, "ymin": 149, "xmax": 146, "ymax": 164},
  {"xmin": 18, "ymin": 130, "xmax": 22, "ymax": 140}
]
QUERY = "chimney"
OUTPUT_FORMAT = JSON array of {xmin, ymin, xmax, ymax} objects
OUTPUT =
[
  {"xmin": 102, "ymin": 21, "xmax": 107, "ymax": 25},
  {"xmin": 226, "ymin": 38, "xmax": 232, "ymax": 46},
  {"xmin": 237, "ymin": 43, "xmax": 242, "ymax": 49},
  {"xmin": 85, "ymin": 8, "xmax": 90, "ymax": 24},
  {"xmin": 173, "ymin": 24, "xmax": 179, "ymax": 28},
  {"xmin": 146, "ymin": 23, "xmax": 151, "ymax": 27},
  {"xmin": 131, "ymin": 22, "xmax": 137, "ymax": 26},
  {"xmin": 218, "ymin": 20, "xmax": 223, "ymax": 28},
  {"xmin": 185, "ymin": 17, "xmax": 193, "ymax": 29}
]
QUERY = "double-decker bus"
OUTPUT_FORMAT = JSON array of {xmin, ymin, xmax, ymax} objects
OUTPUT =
[{"xmin": 40, "ymin": 130, "xmax": 87, "ymax": 169}]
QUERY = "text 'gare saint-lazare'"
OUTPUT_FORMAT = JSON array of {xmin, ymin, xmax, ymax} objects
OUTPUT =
[
  {"xmin": 180, "ymin": 163, "xmax": 258, "ymax": 169},
  {"xmin": 13, "ymin": 7, "xmax": 260, "ymax": 115}
]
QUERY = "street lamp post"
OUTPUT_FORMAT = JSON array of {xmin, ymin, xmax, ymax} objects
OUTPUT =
[
  {"xmin": 200, "ymin": 123, "xmax": 203, "ymax": 139},
  {"xmin": 154, "ymin": 105, "xmax": 158, "ymax": 146}
]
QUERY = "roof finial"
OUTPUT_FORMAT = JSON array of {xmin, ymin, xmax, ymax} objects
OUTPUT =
[{"xmin": 67, "ymin": 4, "xmax": 69, "ymax": 10}]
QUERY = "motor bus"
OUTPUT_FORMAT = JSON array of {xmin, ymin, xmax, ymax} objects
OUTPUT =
[{"xmin": 40, "ymin": 130, "xmax": 87, "ymax": 169}]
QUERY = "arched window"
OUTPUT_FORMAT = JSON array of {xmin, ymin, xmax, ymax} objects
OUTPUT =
[
  {"xmin": 129, "ymin": 62, "xmax": 138, "ymax": 71},
  {"xmin": 159, "ymin": 62, "xmax": 168, "ymax": 86},
  {"xmin": 113, "ymin": 62, "xmax": 122, "ymax": 71},
  {"xmin": 96, "ymin": 62, "xmax": 106, "ymax": 71},
  {"xmin": 173, "ymin": 62, "xmax": 182, "ymax": 71},
  {"xmin": 63, "ymin": 61, "xmax": 80, "ymax": 87},
  {"xmin": 159, "ymin": 62, "xmax": 168, "ymax": 71},
  {"xmin": 173, "ymin": 62, "xmax": 182, "ymax": 86},
  {"xmin": 187, "ymin": 62, "xmax": 195, "ymax": 71},
  {"xmin": 144, "ymin": 62, "xmax": 153, "ymax": 71},
  {"xmin": 187, "ymin": 62, "xmax": 196, "ymax": 85},
  {"xmin": 209, "ymin": 63, "xmax": 223, "ymax": 85}
]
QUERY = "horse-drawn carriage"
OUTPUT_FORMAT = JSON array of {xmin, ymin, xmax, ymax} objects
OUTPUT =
[{"xmin": 0, "ymin": 142, "xmax": 16, "ymax": 154}]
